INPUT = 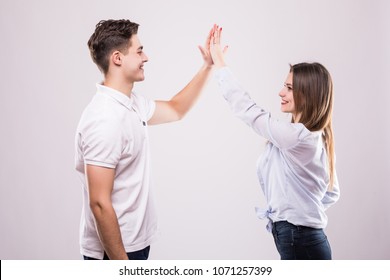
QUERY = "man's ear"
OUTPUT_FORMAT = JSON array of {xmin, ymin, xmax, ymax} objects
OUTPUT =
[{"xmin": 111, "ymin": 51, "xmax": 122, "ymax": 66}]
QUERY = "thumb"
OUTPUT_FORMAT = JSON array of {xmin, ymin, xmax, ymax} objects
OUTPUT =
[
  {"xmin": 223, "ymin": 45, "xmax": 229, "ymax": 54},
  {"xmin": 198, "ymin": 45, "xmax": 207, "ymax": 57}
]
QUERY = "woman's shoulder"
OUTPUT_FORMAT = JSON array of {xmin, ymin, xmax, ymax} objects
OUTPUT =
[{"xmin": 283, "ymin": 122, "xmax": 323, "ymax": 150}]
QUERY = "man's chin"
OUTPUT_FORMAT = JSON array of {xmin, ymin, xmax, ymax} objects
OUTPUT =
[{"xmin": 135, "ymin": 76, "xmax": 145, "ymax": 82}]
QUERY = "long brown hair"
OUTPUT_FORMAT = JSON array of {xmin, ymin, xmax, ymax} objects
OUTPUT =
[{"xmin": 290, "ymin": 62, "xmax": 335, "ymax": 190}]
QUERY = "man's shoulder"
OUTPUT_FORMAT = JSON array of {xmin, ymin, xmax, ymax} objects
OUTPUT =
[
  {"xmin": 78, "ymin": 97, "xmax": 125, "ymax": 133},
  {"xmin": 84, "ymin": 94, "xmax": 126, "ymax": 118}
]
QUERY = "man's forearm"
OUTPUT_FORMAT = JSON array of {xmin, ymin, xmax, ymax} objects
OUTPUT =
[
  {"xmin": 92, "ymin": 204, "xmax": 128, "ymax": 260},
  {"xmin": 170, "ymin": 64, "xmax": 213, "ymax": 118}
]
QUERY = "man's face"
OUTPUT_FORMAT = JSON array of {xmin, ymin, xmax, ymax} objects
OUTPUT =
[{"xmin": 120, "ymin": 34, "xmax": 148, "ymax": 83}]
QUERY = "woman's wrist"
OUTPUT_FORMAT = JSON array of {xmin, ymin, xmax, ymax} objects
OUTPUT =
[{"xmin": 214, "ymin": 62, "xmax": 227, "ymax": 69}]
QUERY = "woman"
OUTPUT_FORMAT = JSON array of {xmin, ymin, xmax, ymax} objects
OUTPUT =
[{"xmin": 209, "ymin": 26, "xmax": 340, "ymax": 260}]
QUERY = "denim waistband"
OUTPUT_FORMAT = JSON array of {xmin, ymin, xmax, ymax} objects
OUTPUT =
[{"xmin": 272, "ymin": 220, "xmax": 319, "ymax": 231}]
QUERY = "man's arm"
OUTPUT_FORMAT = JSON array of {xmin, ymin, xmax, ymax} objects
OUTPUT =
[
  {"xmin": 86, "ymin": 164, "xmax": 128, "ymax": 260},
  {"xmin": 148, "ymin": 27, "xmax": 215, "ymax": 125},
  {"xmin": 148, "ymin": 65, "xmax": 212, "ymax": 125}
]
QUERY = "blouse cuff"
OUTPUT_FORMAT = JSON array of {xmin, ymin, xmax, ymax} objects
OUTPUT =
[{"xmin": 214, "ymin": 66, "xmax": 233, "ymax": 83}]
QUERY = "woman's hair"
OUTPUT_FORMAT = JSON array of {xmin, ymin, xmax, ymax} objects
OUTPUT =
[
  {"xmin": 87, "ymin": 19, "xmax": 139, "ymax": 74},
  {"xmin": 290, "ymin": 62, "xmax": 335, "ymax": 190}
]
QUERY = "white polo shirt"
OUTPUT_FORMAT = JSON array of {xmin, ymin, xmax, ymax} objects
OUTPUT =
[{"xmin": 75, "ymin": 84, "xmax": 158, "ymax": 259}]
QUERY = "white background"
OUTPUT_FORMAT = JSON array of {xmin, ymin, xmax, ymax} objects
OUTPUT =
[{"xmin": 0, "ymin": 0, "xmax": 389, "ymax": 259}]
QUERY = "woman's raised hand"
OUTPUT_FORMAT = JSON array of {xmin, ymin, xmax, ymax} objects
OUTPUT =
[{"xmin": 209, "ymin": 24, "xmax": 228, "ymax": 68}]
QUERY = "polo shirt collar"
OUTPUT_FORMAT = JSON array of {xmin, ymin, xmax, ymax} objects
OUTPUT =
[{"xmin": 96, "ymin": 83, "xmax": 134, "ymax": 110}]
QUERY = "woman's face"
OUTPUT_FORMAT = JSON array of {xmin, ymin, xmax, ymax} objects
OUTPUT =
[{"xmin": 279, "ymin": 72, "xmax": 296, "ymax": 115}]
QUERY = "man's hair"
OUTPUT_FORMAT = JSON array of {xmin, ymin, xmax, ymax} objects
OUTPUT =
[
  {"xmin": 290, "ymin": 62, "xmax": 335, "ymax": 190},
  {"xmin": 87, "ymin": 19, "xmax": 139, "ymax": 74}
]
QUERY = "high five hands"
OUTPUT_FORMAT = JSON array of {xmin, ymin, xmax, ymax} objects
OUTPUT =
[{"xmin": 199, "ymin": 24, "xmax": 229, "ymax": 69}]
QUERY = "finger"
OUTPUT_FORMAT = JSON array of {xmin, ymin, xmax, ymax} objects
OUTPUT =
[
  {"xmin": 210, "ymin": 31, "xmax": 215, "ymax": 48},
  {"xmin": 211, "ymin": 24, "xmax": 217, "ymax": 44},
  {"xmin": 218, "ymin": 27, "xmax": 223, "ymax": 44},
  {"xmin": 209, "ymin": 25, "xmax": 215, "ymax": 46},
  {"xmin": 205, "ymin": 26, "xmax": 213, "ymax": 48},
  {"xmin": 213, "ymin": 24, "xmax": 218, "ymax": 44},
  {"xmin": 223, "ymin": 45, "xmax": 229, "ymax": 54},
  {"xmin": 198, "ymin": 45, "xmax": 207, "ymax": 59},
  {"xmin": 214, "ymin": 26, "xmax": 222, "ymax": 45}
]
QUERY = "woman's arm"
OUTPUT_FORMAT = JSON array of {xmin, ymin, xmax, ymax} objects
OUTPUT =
[{"xmin": 209, "ymin": 27, "xmax": 308, "ymax": 149}]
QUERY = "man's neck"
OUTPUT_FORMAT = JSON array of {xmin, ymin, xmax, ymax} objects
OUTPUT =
[{"xmin": 103, "ymin": 76, "xmax": 134, "ymax": 98}]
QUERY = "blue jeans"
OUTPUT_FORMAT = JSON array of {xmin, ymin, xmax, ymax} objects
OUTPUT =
[
  {"xmin": 272, "ymin": 221, "xmax": 332, "ymax": 260},
  {"xmin": 83, "ymin": 246, "xmax": 150, "ymax": 260}
]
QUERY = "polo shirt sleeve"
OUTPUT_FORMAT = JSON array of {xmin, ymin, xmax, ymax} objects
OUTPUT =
[
  {"xmin": 81, "ymin": 117, "xmax": 123, "ymax": 169},
  {"xmin": 215, "ymin": 67, "xmax": 310, "ymax": 149},
  {"xmin": 146, "ymin": 99, "xmax": 156, "ymax": 121},
  {"xmin": 135, "ymin": 93, "xmax": 156, "ymax": 121}
]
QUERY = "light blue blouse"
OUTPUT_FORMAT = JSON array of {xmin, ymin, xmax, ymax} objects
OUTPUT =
[{"xmin": 215, "ymin": 67, "xmax": 340, "ymax": 232}]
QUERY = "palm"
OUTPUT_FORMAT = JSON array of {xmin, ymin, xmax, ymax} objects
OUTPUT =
[
  {"xmin": 199, "ymin": 27, "xmax": 214, "ymax": 67},
  {"xmin": 200, "ymin": 25, "xmax": 227, "ymax": 67}
]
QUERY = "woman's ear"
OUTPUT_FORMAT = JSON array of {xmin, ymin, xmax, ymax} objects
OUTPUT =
[{"xmin": 111, "ymin": 51, "xmax": 122, "ymax": 66}]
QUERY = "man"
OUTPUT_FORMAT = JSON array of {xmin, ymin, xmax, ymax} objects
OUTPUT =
[{"xmin": 75, "ymin": 19, "xmax": 213, "ymax": 260}]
